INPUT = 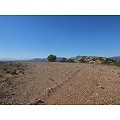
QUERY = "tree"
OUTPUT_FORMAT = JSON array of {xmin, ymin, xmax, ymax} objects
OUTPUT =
[
  {"xmin": 47, "ymin": 54, "xmax": 56, "ymax": 62},
  {"xmin": 61, "ymin": 57, "xmax": 67, "ymax": 62}
]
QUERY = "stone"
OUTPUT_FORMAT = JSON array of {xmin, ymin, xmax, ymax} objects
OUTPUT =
[
  {"xmin": 10, "ymin": 70, "xmax": 17, "ymax": 74},
  {"xmin": 16, "ymin": 70, "xmax": 20, "ymax": 74}
]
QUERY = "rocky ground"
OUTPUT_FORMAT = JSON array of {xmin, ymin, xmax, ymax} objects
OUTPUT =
[{"xmin": 0, "ymin": 62, "xmax": 120, "ymax": 105}]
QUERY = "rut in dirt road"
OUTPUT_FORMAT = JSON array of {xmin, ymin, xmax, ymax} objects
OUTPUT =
[
  {"xmin": 33, "ymin": 65, "xmax": 87, "ymax": 105},
  {"xmin": 38, "ymin": 63, "xmax": 120, "ymax": 105}
]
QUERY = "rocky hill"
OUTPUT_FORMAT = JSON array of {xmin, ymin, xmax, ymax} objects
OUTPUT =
[
  {"xmin": 74, "ymin": 56, "xmax": 116, "ymax": 64},
  {"xmin": 109, "ymin": 56, "xmax": 120, "ymax": 61}
]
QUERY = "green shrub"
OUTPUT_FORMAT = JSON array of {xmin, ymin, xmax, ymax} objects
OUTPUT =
[
  {"xmin": 79, "ymin": 58, "xmax": 87, "ymax": 63},
  {"xmin": 67, "ymin": 59, "xmax": 75, "ymax": 63},
  {"xmin": 102, "ymin": 60, "xmax": 108, "ymax": 64},
  {"xmin": 92, "ymin": 58, "xmax": 97, "ymax": 61},
  {"xmin": 114, "ymin": 61, "xmax": 120, "ymax": 67},
  {"xmin": 47, "ymin": 54, "xmax": 56, "ymax": 62},
  {"xmin": 61, "ymin": 57, "xmax": 67, "ymax": 62},
  {"xmin": 98, "ymin": 57, "xmax": 104, "ymax": 61},
  {"xmin": 102, "ymin": 58, "xmax": 110, "ymax": 64},
  {"xmin": 102, "ymin": 58, "xmax": 116, "ymax": 65}
]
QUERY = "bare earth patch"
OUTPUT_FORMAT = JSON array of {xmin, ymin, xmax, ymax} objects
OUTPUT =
[{"xmin": 0, "ymin": 62, "xmax": 120, "ymax": 105}]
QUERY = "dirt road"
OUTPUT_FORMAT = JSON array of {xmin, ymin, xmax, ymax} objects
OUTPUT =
[{"xmin": 0, "ymin": 62, "xmax": 120, "ymax": 105}]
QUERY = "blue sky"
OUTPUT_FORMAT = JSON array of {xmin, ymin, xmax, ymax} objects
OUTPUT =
[{"xmin": 0, "ymin": 16, "xmax": 120, "ymax": 59}]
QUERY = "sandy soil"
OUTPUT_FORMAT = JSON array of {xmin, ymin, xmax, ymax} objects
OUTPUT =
[{"xmin": 0, "ymin": 62, "xmax": 120, "ymax": 105}]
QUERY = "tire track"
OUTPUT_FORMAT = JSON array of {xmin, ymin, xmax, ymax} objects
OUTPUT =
[{"xmin": 31, "ymin": 64, "xmax": 87, "ymax": 105}]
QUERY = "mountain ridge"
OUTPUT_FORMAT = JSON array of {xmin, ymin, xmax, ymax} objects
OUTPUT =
[{"xmin": 0, "ymin": 56, "xmax": 120, "ymax": 62}]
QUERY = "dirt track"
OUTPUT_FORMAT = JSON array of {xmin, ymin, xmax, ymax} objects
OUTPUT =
[{"xmin": 0, "ymin": 62, "xmax": 120, "ymax": 105}]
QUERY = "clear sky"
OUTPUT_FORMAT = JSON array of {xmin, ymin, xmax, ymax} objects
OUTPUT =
[{"xmin": 0, "ymin": 16, "xmax": 120, "ymax": 59}]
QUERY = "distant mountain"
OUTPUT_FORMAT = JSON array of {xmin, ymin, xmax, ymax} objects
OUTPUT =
[
  {"xmin": 0, "ymin": 58, "xmax": 16, "ymax": 61},
  {"xmin": 1, "ymin": 56, "xmax": 120, "ymax": 62},
  {"xmin": 56, "ymin": 57, "xmax": 62, "ymax": 62},
  {"xmin": 0, "ymin": 57, "xmax": 63, "ymax": 62},
  {"xmin": 70, "ymin": 56, "xmax": 81, "ymax": 59},
  {"xmin": 0, "ymin": 58, "xmax": 31, "ymax": 62},
  {"xmin": 29, "ymin": 57, "xmax": 64, "ymax": 62},
  {"xmin": 29, "ymin": 58, "xmax": 48, "ymax": 62},
  {"xmin": 109, "ymin": 56, "xmax": 120, "ymax": 61}
]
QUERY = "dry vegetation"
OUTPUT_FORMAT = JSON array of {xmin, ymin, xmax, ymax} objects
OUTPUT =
[{"xmin": 0, "ymin": 62, "xmax": 120, "ymax": 105}]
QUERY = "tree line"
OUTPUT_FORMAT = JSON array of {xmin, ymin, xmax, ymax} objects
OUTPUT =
[{"xmin": 47, "ymin": 54, "xmax": 74, "ymax": 62}]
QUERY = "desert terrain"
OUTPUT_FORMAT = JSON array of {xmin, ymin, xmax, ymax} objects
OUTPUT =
[{"xmin": 0, "ymin": 62, "xmax": 120, "ymax": 105}]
